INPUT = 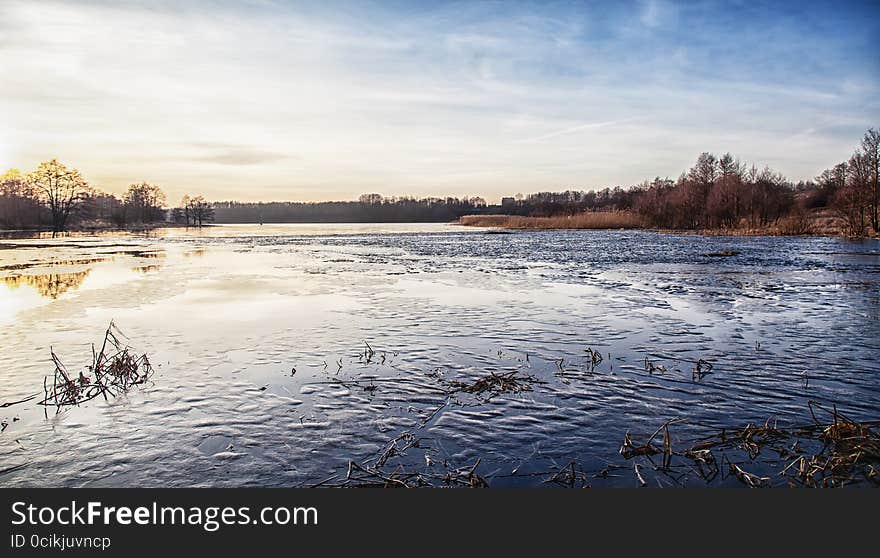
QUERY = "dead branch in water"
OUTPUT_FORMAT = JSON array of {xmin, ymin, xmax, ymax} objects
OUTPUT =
[
  {"xmin": 319, "ymin": 456, "xmax": 489, "ymax": 488},
  {"xmin": 544, "ymin": 460, "xmax": 591, "ymax": 488},
  {"xmin": 38, "ymin": 321, "xmax": 153, "ymax": 413},
  {"xmin": 0, "ymin": 394, "xmax": 39, "ymax": 408}
]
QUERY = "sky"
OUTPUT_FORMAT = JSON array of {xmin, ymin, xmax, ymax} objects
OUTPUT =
[{"xmin": 0, "ymin": 0, "xmax": 878, "ymax": 203}]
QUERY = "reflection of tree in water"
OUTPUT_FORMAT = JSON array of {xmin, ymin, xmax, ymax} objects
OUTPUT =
[
  {"xmin": 134, "ymin": 251, "xmax": 165, "ymax": 259},
  {"xmin": 112, "ymin": 250, "xmax": 165, "ymax": 259},
  {"xmin": 2, "ymin": 270, "xmax": 90, "ymax": 298},
  {"xmin": 133, "ymin": 265, "xmax": 162, "ymax": 274},
  {"xmin": 183, "ymin": 248, "xmax": 207, "ymax": 258}
]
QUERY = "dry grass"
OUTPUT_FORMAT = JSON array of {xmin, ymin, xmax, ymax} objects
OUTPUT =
[
  {"xmin": 675, "ymin": 210, "xmax": 852, "ymax": 237},
  {"xmin": 776, "ymin": 211, "xmax": 816, "ymax": 236},
  {"xmin": 459, "ymin": 211, "xmax": 642, "ymax": 230},
  {"xmin": 448, "ymin": 369, "xmax": 539, "ymax": 396},
  {"xmin": 460, "ymin": 208, "xmax": 873, "ymax": 237},
  {"xmin": 39, "ymin": 321, "xmax": 153, "ymax": 412},
  {"xmin": 620, "ymin": 402, "xmax": 880, "ymax": 487}
]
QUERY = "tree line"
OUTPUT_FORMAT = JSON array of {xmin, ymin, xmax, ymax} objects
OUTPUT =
[
  {"xmin": 212, "ymin": 195, "xmax": 488, "ymax": 223},
  {"xmin": 211, "ymin": 128, "xmax": 878, "ymax": 235},
  {"xmin": 0, "ymin": 159, "xmax": 213, "ymax": 232},
  {"xmin": 629, "ymin": 128, "xmax": 878, "ymax": 235},
  {"xmin": 493, "ymin": 127, "xmax": 878, "ymax": 236},
  {"xmin": 2, "ymin": 127, "xmax": 876, "ymax": 236}
]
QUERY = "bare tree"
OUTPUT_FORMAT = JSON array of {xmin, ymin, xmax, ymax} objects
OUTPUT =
[
  {"xmin": 1, "ymin": 169, "xmax": 43, "ymax": 229},
  {"xmin": 358, "ymin": 193, "xmax": 384, "ymax": 205},
  {"xmin": 27, "ymin": 159, "xmax": 90, "ymax": 234},
  {"xmin": 179, "ymin": 195, "xmax": 193, "ymax": 226},
  {"xmin": 835, "ymin": 152, "xmax": 871, "ymax": 236},
  {"xmin": 83, "ymin": 192, "xmax": 126, "ymax": 227},
  {"xmin": 861, "ymin": 128, "xmax": 879, "ymax": 232},
  {"xmin": 123, "ymin": 182, "xmax": 167, "ymax": 223},
  {"xmin": 181, "ymin": 195, "xmax": 214, "ymax": 227},
  {"xmin": 707, "ymin": 172, "xmax": 742, "ymax": 228}
]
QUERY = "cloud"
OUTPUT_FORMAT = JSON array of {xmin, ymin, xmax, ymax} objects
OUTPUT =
[
  {"xmin": 514, "ymin": 119, "xmax": 637, "ymax": 144},
  {"xmin": 187, "ymin": 145, "xmax": 295, "ymax": 166},
  {"xmin": 640, "ymin": 0, "xmax": 678, "ymax": 29},
  {"xmin": 0, "ymin": 0, "xmax": 877, "ymax": 202}
]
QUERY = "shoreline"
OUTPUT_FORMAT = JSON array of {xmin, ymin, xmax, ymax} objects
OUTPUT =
[
  {"xmin": 3, "ymin": 218, "xmax": 878, "ymax": 240},
  {"xmin": 0, "ymin": 222, "xmax": 205, "ymax": 236},
  {"xmin": 458, "ymin": 213, "xmax": 879, "ymax": 240}
]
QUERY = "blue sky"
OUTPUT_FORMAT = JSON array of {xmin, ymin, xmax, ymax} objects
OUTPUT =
[{"xmin": 0, "ymin": 0, "xmax": 877, "ymax": 202}]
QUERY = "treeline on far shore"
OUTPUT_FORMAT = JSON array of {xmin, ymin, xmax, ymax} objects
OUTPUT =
[
  {"xmin": 1, "ymin": 128, "xmax": 877, "ymax": 237},
  {"xmin": 212, "ymin": 194, "xmax": 490, "ymax": 223},
  {"xmin": 204, "ymin": 127, "xmax": 880, "ymax": 237},
  {"xmin": 475, "ymin": 127, "xmax": 878, "ymax": 237},
  {"xmin": 0, "ymin": 160, "xmax": 213, "ymax": 233}
]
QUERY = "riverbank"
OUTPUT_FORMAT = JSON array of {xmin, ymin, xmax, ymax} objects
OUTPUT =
[{"xmin": 458, "ymin": 210, "xmax": 872, "ymax": 238}]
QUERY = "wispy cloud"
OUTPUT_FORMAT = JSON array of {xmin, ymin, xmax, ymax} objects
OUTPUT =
[
  {"xmin": 0, "ymin": 0, "xmax": 877, "ymax": 202},
  {"xmin": 515, "ymin": 119, "xmax": 637, "ymax": 144},
  {"xmin": 640, "ymin": 0, "xmax": 678, "ymax": 29},
  {"xmin": 186, "ymin": 144, "xmax": 295, "ymax": 166}
]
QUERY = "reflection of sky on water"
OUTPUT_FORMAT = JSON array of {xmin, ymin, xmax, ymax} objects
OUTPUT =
[
  {"xmin": 0, "ymin": 280, "xmax": 50, "ymax": 324},
  {"xmin": 0, "ymin": 245, "xmax": 173, "ymax": 325}
]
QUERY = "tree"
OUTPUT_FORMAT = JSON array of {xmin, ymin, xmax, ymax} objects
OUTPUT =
[
  {"xmin": 707, "ymin": 172, "xmax": 742, "ymax": 228},
  {"xmin": 123, "ymin": 182, "xmax": 167, "ymax": 223},
  {"xmin": 861, "ymin": 128, "xmax": 879, "ymax": 232},
  {"xmin": 179, "ymin": 195, "xmax": 193, "ymax": 226},
  {"xmin": 27, "ymin": 159, "xmax": 90, "ymax": 233},
  {"xmin": 809, "ymin": 165, "xmax": 846, "ymax": 209},
  {"xmin": 0, "ymin": 169, "xmax": 43, "ymax": 229},
  {"xmin": 180, "ymin": 195, "xmax": 214, "ymax": 226},
  {"xmin": 358, "ymin": 193, "xmax": 383, "ymax": 205},
  {"xmin": 687, "ymin": 152, "xmax": 718, "ymax": 228},
  {"xmin": 170, "ymin": 207, "xmax": 186, "ymax": 225},
  {"xmin": 82, "ymin": 192, "xmax": 126, "ymax": 227},
  {"xmin": 835, "ymin": 151, "xmax": 871, "ymax": 236}
]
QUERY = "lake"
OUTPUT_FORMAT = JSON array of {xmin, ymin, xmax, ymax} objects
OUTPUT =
[{"xmin": 1, "ymin": 224, "xmax": 878, "ymax": 487}]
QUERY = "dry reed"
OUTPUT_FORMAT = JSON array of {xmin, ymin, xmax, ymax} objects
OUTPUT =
[
  {"xmin": 39, "ymin": 321, "xmax": 153, "ymax": 412},
  {"xmin": 620, "ymin": 402, "xmax": 880, "ymax": 487},
  {"xmin": 459, "ymin": 212, "xmax": 642, "ymax": 230}
]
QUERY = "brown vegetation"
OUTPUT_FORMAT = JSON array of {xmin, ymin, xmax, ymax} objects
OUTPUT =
[
  {"xmin": 448, "ymin": 369, "xmax": 540, "ymax": 396},
  {"xmin": 460, "ymin": 128, "xmax": 878, "ymax": 237},
  {"xmin": 460, "ymin": 209, "xmax": 841, "ymax": 235},
  {"xmin": 459, "ymin": 211, "xmax": 641, "ymax": 230},
  {"xmin": 39, "ymin": 322, "xmax": 154, "ymax": 413},
  {"xmin": 620, "ymin": 403, "xmax": 880, "ymax": 487}
]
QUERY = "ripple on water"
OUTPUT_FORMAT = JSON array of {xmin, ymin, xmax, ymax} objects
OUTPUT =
[{"xmin": 0, "ymin": 227, "xmax": 877, "ymax": 486}]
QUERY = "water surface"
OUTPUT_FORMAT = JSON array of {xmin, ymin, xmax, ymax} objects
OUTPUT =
[{"xmin": 0, "ymin": 224, "xmax": 878, "ymax": 486}]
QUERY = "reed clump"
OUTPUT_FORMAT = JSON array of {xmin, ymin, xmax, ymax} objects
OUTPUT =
[
  {"xmin": 448, "ymin": 370, "xmax": 539, "ymax": 396},
  {"xmin": 39, "ymin": 321, "xmax": 153, "ymax": 412},
  {"xmin": 329, "ymin": 458, "xmax": 489, "ymax": 488},
  {"xmin": 314, "ymin": 431, "xmax": 489, "ymax": 488},
  {"xmin": 619, "ymin": 403, "xmax": 880, "ymax": 487}
]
